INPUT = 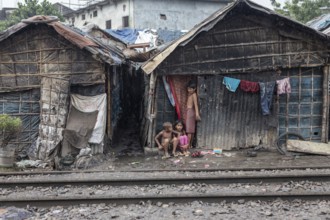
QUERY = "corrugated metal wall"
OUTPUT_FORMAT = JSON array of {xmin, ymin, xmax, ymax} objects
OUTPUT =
[
  {"xmin": 196, "ymin": 67, "xmax": 324, "ymax": 150},
  {"xmin": 197, "ymin": 74, "xmax": 278, "ymax": 150}
]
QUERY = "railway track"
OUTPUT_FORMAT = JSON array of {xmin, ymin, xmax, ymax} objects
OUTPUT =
[{"xmin": 1, "ymin": 169, "xmax": 330, "ymax": 207}]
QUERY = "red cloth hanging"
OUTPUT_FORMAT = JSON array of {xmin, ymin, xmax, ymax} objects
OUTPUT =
[
  {"xmin": 240, "ymin": 80, "xmax": 260, "ymax": 93},
  {"xmin": 168, "ymin": 76, "xmax": 181, "ymax": 119}
]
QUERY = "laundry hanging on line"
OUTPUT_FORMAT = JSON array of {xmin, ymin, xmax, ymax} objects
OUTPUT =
[
  {"xmin": 240, "ymin": 80, "xmax": 260, "ymax": 93},
  {"xmin": 276, "ymin": 77, "xmax": 291, "ymax": 95},
  {"xmin": 222, "ymin": 76, "xmax": 291, "ymax": 95},
  {"xmin": 221, "ymin": 76, "xmax": 291, "ymax": 116},
  {"xmin": 223, "ymin": 76, "xmax": 241, "ymax": 92}
]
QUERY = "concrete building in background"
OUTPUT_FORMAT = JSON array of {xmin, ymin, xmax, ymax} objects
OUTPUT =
[
  {"xmin": 53, "ymin": 3, "xmax": 75, "ymax": 16},
  {"xmin": 0, "ymin": 7, "xmax": 15, "ymax": 20},
  {"xmin": 64, "ymin": 0, "xmax": 233, "ymax": 30}
]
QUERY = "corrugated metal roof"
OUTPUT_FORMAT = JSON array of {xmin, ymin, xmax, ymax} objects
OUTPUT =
[
  {"xmin": 323, "ymin": 26, "xmax": 330, "ymax": 36},
  {"xmin": 307, "ymin": 13, "xmax": 330, "ymax": 31},
  {"xmin": 0, "ymin": 15, "xmax": 125, "ymax": 65},
  {"xmin": 141, "ymin": 0, "xmax": 330, "ymax": 75}
]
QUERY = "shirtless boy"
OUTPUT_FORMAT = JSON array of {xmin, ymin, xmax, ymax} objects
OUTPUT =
[
  {"xmin": 155, "ymin": 122, "xmax": 179, "ymax": 158},
  {"xmin": 186, "ymin": 81, "xmax": 201, "ymax": 149}
]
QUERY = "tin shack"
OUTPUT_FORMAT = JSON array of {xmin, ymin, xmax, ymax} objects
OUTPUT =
[
  {"xmin": 0, "ymin": 16, "xmax": 128, "ymax": 161},
  {"xmin": 141, "ymin": 0, "xmax": 330, "ymax": 151}
]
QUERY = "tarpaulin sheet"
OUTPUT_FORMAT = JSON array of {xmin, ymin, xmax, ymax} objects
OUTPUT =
[
  {"xmin": 135, "ymin": 29, "xmax": 158, "ymax": 48},
  {"xmin": 70, "ymin": 94, "xmax": 107, "ymax": 144},
  {"xmin": 64, "ymin": 106, "xmax": 98, "ymax": 148},
  {"xmin": 62, "ymin": 106, "xmax": 98, "ymax": 157},
  {"xmin": 0, "ymin": 89, "xmax": 40, "ymax": 150},
  {"xmin": 105, "ymin": 29, "xmax": 139, "ymax": 44}
]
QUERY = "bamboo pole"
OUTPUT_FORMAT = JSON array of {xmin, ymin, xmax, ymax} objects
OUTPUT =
[
  {"xmin": 193, "ymin": 40, "xmax": 302, "ymax": 50},
  {"xmin": 0, "ymin": 113, "xmax": 40, "ymax": 116},
  {"xmin": 212, "ymin": 26, "xmax": 262, "ymax": 35},
  {"xmin": 0, "ymin": 61, "xmax": 97, "ymax": 64},
  {"xmin": 321, "ymin": 65, "xmax": 329, "ymax": 142},
  {"xmin": 0, "ymin": 47, "xmax": 73, "ymax": 56},
  {"xmin": 0, "ymin": 72, "xmax": 104, "ymax": 77},
  {"xmin": 158, "ymin": 64, "xmax": 326, "ymax": 76},
  {"xmin": 0, "ymin": 100, "xmax": 39, "ymax": 103},
  {"xmin": 162, "ymin": 50, "xmax": 329, "ymax": 68}
]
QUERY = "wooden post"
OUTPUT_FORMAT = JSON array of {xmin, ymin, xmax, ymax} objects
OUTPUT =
[
  {"xmin": 107, "ymin": 66, "xmax": 112, "ymax": 138},
  {"xmin": 147, "ymin": 72, "xmax": 156, "ymax": 148},
  {"xmin": 321, "ymin": 65, "xmax": 329, "ymax": 142}
]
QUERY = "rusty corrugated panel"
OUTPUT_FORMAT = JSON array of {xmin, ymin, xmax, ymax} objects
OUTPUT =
[
  {"xmin": 197, "ymin": 74, "xmax": 277, "ymax": 150},
  {"xmin": 50, "ymin": 22, "xmax": 97, "ymax": 49},
  {"xmin": 0, "ymin": 16, "xmax": 125, "ymax": 65}
]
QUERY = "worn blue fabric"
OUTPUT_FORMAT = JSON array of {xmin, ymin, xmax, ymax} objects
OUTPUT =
[
  {"xmin": 162, "ymin": 76, "xmax": 175, "ymax": 107},
  {"xmin": 223, "ymin": 77, "xmax": 241, "ymax": 92},
  {"xmin": 259, "ymin": 82, "xmax": 275, "ymax": 116}
]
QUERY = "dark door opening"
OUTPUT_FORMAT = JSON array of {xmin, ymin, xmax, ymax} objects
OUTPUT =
[{"xmin": 112, "ymin": 67, "xmax": 144, "ymax": 157}]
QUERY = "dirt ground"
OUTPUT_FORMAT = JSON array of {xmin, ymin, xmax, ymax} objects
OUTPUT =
[
  {"xmin": 4, "ymin": 115, "xmax": 330, "ymax": 172},
  {"xmin": 88, "ymin": 121, "xmax": 330, "ymax": 172}
]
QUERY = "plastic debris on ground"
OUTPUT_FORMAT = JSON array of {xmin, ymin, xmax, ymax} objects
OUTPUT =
[{"xmin": 213, "ymin": 148, "xmax": 222, "ymax": 154}]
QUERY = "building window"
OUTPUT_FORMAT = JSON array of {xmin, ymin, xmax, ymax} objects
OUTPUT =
[
  {"xmin": 122, "ymin": 16, "xmax": 129, "ymax": 27},
  {"xmin": 160, "ymin": 14, "xmax": 167, "ymax": 20},
  {"xmin": 106, "ymin": 20, "xmax": 112, "ymax": 29},
  {"xmin": 93, "ymin": 10, "xmax": 97, "ymax": 17},
  {"xmin": 82, "ymin": 14, "xmax": 85, "ymax": 20}
]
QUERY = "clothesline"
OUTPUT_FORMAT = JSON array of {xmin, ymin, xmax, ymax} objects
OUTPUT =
[
  {"xmin": 162, "ymin": 75, "xmax": 292, "ymax": 117},
  {"xmin": 222, "ymin": 76, "xmax": 291, "ymax": 115},
  {"xmin": 222, "ymin": 76, "xmax": 291, "ymax": 94}
]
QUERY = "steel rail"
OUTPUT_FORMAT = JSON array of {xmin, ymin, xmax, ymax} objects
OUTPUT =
[
  {"xmin": 2, "ymin": 172, "xmax": 330, "ymax": 207},
  {"xmin": 1, "ymin": 172, "xmax": 330, "ymax": 187},
  {"xmin": 1, "ymin": 164, "xmax": 330, "ymax": 176},
  {"xmin": 1, "ymin": 192, "xmax": 330, "ymax": 208}
]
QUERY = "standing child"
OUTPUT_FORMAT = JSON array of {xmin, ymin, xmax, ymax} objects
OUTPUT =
[
  {"xmin": 186, "ymin": 81, "xmax": 201, "ymax": 149},
  {"xmin": 173, "ymin": 120, "xmax": 189, "ymax": 156},
  {"xmin": 154, "ymin": 122, "xmax": 179, "ymax": 158}
]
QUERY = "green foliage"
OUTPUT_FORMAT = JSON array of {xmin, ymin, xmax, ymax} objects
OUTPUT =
[
  {"xmin": 271, "ymin": 0, "xmax": 330, "ymax": 24},
  {"xmin": 0, "ymin": 114, "xmax": 22, "ymax": 148},
  {"xmin": 0, "ymin": 0, "xmax": 65, "ymax": 31}
]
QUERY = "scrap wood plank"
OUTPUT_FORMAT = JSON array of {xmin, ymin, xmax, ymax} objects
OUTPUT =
[{"xmin": 287, "ymin": 140, "xmax": 330, "ymax": 155}]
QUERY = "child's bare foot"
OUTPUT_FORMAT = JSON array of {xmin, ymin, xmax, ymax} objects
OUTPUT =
[
  {"xmin": 173, "ymin": 152, "xmax": 179, "ymax": 157},
  {"xmin": 184, "ymin": 151, "xmax": 190, "ymax": 157},
  {"xmin": 162, "ymin": 152, "xmax": 170, "ymax": 159}
]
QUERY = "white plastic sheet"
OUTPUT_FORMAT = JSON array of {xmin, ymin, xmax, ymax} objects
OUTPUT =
[
  {"xmin": 70, "ymin": 94, "xmax": 107, "ymax": 144},
  {"xmin": 135, "ymin": 29, "xmax": 158, "ymax": 51}
]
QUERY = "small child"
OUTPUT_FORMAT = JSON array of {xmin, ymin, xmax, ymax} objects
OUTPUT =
[
  {"xmin": 173, "ymin": 120, "xmax": 190, "ymax": 156},
  {"xmin": 154, "ymin": 122, "xmax": 179, "ymax": 158}
]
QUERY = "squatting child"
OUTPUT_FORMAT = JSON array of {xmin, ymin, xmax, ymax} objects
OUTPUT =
[
  {"xmin": 173, "ymin": 120, "xmax": 190, "ymax": 156},
  {"xmin": 154, "ymin": 122, "xmax": 179, "ymax": 158}
]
